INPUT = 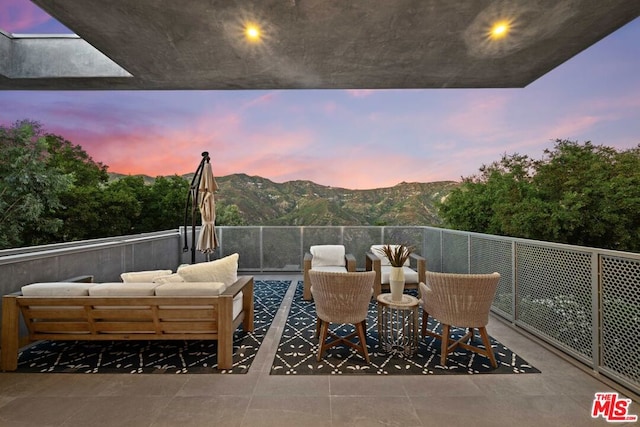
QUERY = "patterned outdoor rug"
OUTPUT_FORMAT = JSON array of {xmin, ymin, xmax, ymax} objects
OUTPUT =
[
  {"xmin": 271, "ymin": 282, "xmax": 540, "ymax": 375},
  {"xmin": 14, "ymin": 280, "xmax": 291, "ymax": 374}
]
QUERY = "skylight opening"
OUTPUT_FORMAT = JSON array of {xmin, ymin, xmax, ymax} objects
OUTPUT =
[{"xmin": 0, "ymin": 0, "xmax": 74, "ymax": 35}]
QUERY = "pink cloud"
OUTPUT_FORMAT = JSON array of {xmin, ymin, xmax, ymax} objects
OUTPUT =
[
  {"xmin": 346, "ymin": 89, "xmax": 375, "ymax": 98},
  {"xmin": 442, "ymin": 92, "xmax": 512, "ymax": 140},
  {"xmin": 0, "ymin": 0, "xmax": 50, "ymax": 33}
]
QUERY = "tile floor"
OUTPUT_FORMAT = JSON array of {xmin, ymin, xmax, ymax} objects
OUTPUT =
[{"xmin": 0, "ymin": 275, "xmax": 637, "ymax": 427}]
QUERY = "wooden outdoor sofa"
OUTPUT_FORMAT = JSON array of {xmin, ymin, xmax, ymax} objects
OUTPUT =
[{"xmin": 1, "ymin": 254, "xmax": 253, "ymax": 371}]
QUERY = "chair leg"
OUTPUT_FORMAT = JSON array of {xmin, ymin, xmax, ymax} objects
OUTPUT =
[
  {"xmin": 317, "ymin": 320, "xmax": 330, "ymax": 362},
  {"xmin": 315, "ymin": 317, "xmax": 321, "ymax": 339},
  {"xmin": 478, "ymin": 327, "xmax": 498, "ymax": 368},
  {"xmin": 355, "ymin": 320, "xmax": 370, "ymax": 364},
  {"xmin": 440, "ymin": 324, "xmax": 450, "ymax": 366},
  {"xmin": 421, "ymin": 311, "xmax": 429, "ymax": 337}
]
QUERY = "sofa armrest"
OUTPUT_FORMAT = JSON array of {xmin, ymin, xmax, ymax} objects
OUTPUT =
[
  {"xmin": 221, "ymin": 275, "xmax": 254, "ymax": 334},
  {"xmin": 221, "ymin": 275, "xmax": 253, "ymax": 297},
  {"xmin": 365, "ymin": 252, "xmax": 382, "ymax": 297}
]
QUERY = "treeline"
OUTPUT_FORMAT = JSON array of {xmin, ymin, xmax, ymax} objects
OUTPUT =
[
  {"xmin": 2, "ymin": 121, "xmax": 639, "ymax": 253},
  {"xmin": 438, "ymin": 139, "xmax": 640, "ymax": 252},
  {"xmin": 0, "ymin": 120, "xmax": 242, "ymax": 250}
]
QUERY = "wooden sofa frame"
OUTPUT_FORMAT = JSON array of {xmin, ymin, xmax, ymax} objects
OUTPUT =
[{"xmin": 1, "ymin": 275, "xmax": 254, "ymax": 371}]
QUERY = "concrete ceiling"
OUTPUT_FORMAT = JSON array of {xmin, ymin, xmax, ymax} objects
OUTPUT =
[{"xmin": 1, "ymin": 0, "xmax": 639, "ymax": 90}]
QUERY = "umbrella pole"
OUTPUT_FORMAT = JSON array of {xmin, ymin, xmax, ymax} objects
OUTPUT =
[{"xmin": 183, "ymin": 151, "xmax": 210, "ymax": 264}]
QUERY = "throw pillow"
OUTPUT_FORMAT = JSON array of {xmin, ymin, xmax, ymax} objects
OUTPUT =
[
  {"xmin": 120, "ymin": 269, "xmax": 172, "ymax": 283},
  {"xmin": 176, "ymin": 253, "xmax": 239, "ymax": 286}
]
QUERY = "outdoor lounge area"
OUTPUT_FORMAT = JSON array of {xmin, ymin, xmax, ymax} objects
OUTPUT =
[{"xmin": 0, "ymin": 226, "xmax": 638, "ymax": 426}]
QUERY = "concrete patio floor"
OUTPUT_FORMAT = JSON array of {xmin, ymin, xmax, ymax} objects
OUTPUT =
[{"xmin": 0, "ymin": 274, "xmax": 637, "ymax": 427}]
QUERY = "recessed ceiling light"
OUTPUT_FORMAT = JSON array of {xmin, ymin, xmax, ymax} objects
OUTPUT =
[
  {"xmin": 490, "ymin": 20, "xmax": 510, "ymax": 39},
  {"xmin": 244, "ymin": 23, "xmax": 261, "ymax": 42}
]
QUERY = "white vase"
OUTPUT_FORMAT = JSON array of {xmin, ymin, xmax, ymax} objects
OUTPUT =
[{"xmin": 389, "ymin": 266, "xmax": 405, "ymax": 301}]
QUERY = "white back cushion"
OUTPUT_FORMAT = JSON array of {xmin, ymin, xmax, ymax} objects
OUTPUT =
[
  {"xmin": 153, "ymin": 273, "xmax": 185, "ymax": 284},
  {"xmin": 310, "ymin": 245, "xmax": 345, "ymax": 268},
  {"xmin": 177, "ymin": 253, "xmax": 239, "ymax": 286},
  {"xmin": 121, "ymin": 270, "xmax": 172, "ymax": 283}
]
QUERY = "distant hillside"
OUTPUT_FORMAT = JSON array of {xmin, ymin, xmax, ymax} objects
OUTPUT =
[{"xmin": 108, "ymin": 172, "xmax": 459, "ymax": 226}]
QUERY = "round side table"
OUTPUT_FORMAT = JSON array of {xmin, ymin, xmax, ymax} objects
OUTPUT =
[{"xmin": 376, "ymin": 293, "xmax": 419, "ymax": 357}]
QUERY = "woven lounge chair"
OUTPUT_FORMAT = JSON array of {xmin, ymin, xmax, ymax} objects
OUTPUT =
[
  {"xmin": 310, "ymin": 270, "xmax": 375, "ymax": 363},
  {"xmin": 303, "ymin": 245, "xmax": 356, "ymax": 300},
  {"xmin": 419, "ymin": 271, "xmax": 501, "ymax": 368}
]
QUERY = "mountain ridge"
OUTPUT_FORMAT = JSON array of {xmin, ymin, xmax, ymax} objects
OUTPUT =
[{"xmin": 108, "ymin": 172, "xmax": 459, "ymax": 226}]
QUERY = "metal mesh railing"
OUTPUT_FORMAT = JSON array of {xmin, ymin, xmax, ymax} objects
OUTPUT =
[
  {"xmin": 470, "ymin": 236, "xmax": 514, "ymax": 319},
  {"xmin": 600, "ymin": 255, "xmax": 640, "ymax": 387},
  {"xmin": 442, "ymin": 232, "xmax": 469, "ymax": 273},
  {"xmin": 515, "ymin": 243, "xmax": 594, "ymax": 361}
]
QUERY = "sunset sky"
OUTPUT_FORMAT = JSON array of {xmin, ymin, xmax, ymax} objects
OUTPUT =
[{"xmin": 1, "ymin": 1, "xmax": 639, "ymax": 189}]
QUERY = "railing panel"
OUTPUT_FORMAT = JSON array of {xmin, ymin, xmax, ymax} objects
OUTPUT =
[
  {"xmin": 343, "ymin": 227, "xmax": 384, "ymax": 270},
  {"xmin": 302, "ymin": 226, "xmax": 343, "ymax": 250},
  {"xmin": 262, "ymin": 227, "xmax": 302, "ymax": 271},
  {"xmin": 383, "ymin": 227, "xmax": 424, "ymax": 253},
  {"xmin": 442, "ymin": 231, "xmax": 469, "ymax": 273},
  {"xmin": 600, "ymin": 255, "xmax": 640, "ymax": 390},
  {"xmin": 219, "ymin": 227, "xmax": 261, "ymax": 270},
  {"xmin": 424, "ymin": 228, "xmax": 442, "ymax": 272},
  {"xmin": 515, "ymin": 243, "xmax": 594, "ymax": 363},
  {"xmin": 470, "ymin": 236, "xmax": 514, "ymax": 319}
]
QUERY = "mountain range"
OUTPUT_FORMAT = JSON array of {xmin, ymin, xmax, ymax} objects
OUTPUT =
[{"xmin": 111, "ymin": 172, "xmax": 459, "ymax": 226}]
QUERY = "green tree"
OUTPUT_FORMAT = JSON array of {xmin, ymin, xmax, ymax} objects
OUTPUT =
[
  {"xmin": 439, "ymin": 140, "xmax": 640, "ymax": 252},
  {"xmin": 146, "ymin": 175, "xmax": 190, "ymax": 230},
  {"xmin": 34, "ymin": 133, "xmax": 110, "ymax": 242},
  {"xmin": 100, "ymin": 175, "xmax": 146, "ymax": 235},
  {"xmin": 0, "ymin": 121, "xmax": 72, "ymax": 248},
  {"xmin": 216, "ymin": 203, "xmax": 246, "ymax": 226}
]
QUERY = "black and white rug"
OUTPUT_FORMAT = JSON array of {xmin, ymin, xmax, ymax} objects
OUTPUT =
[
  {"xmin": 15, "ymin": 280, "xmax": 291, "ymax": 374},
  {"xmin": 271, "ymin": 282, "xmax": 541, "ymax": 375}
]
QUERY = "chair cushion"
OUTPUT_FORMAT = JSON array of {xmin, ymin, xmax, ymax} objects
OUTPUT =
[
  {"xmin": 380, "ymin": 266, "xmax": 419, "ymax": 284},
  {"xmin": 154, "ymin": 282, "xmax": 227, "ymax": 296},
  {"xmin": 311, "ymin": 266, "xmax": 348, "ymax": 273},
  {"xmin": 88, "ymin": 282, "xmax": 159, "ymax": 296},
  {"xmin": 21, "ymin": 282, "xmax": 96, "ymax": 296},
  {"xmin": 176, "ymin": 253, "xmax": 238, "ymax": 286},
  {"xmin": 370, "ymin": 245, "xmax": 409, "ymax": 266},
  {"xmin": 310, "ymin": 245, "xmax": 346, "ymax": 268},
  {"xmin": 120, "ymin": 269, "xmax": 173, "ymax": 283}
]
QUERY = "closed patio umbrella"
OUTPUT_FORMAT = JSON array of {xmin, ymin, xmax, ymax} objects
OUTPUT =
[{"xmin": 196, "ymin": 160, "xmax": 219, "ymax": 256}]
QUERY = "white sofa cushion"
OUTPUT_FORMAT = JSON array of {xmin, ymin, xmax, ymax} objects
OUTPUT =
[
  {"xmin": 380, "ymin": 266, "xmax": 419, "ymax": 284},
  {"xmin": 154, "ymin": 282, "xmax": 227, "ymax": 296},
  {"xmin": 21, "ymin": 282, "xmax": 96, "ymax": 296},
  {"xmin": 176, "ymin": 253, "xmax": 238, "ymax": 286},
  {"xmin": 120, "ymin": 269, "xmax": 172, "ymax": 283},
  {"xmin": 153, "ymin": 273, "xmax": 185, "ymax": 284},
  {"xmin": 88, "ymin": 282, "xmax": 159, "ymax": 296},
  {"xmin": 310, "ymin": 245, "xmax": 346, "ymax": 268},
  {"xmin": 370, "ymin": 245, "xmax": 409, "ymax": 267}
]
